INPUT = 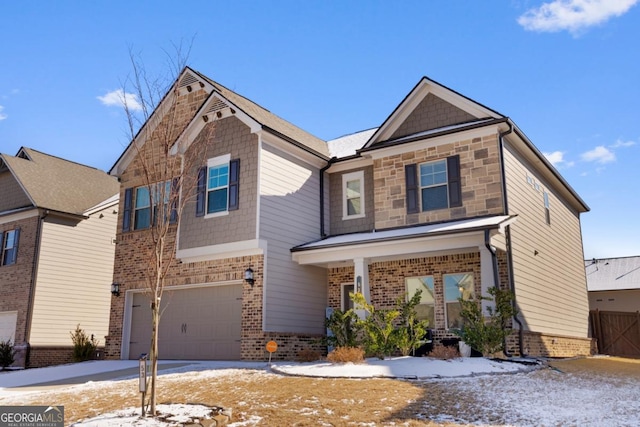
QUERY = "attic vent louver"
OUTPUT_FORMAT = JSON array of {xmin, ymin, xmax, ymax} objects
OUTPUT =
[
  {"xmin": 206, "ymin": 98, "xmax": 229, "ymax": 114},
  {"xmin": 179, "ymin": 73, "xmax": 199, "ymax": 88}
]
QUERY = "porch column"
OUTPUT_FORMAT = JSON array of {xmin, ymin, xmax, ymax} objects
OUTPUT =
[
  {"xmin": 479, "ymin": 245, "xmax": 496, "ymax": 316},
  {"xmin": 353, "ymin": 257, "xmax": 371, "ymax": 308}
]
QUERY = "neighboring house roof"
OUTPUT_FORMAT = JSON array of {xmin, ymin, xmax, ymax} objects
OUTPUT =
[
  {"xmin": 585, "ymin": 256, "xmax": 640, "ymax": 292},
  {"xmin": 0, "ymin": 147, "xmax": 120, "ymax": 216},
  {"xmin": 327, "ymin": 128, "xmax": 377, "ymax": 158}
]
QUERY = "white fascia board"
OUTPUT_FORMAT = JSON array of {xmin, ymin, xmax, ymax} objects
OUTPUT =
[
  {"xmin": 326, "ymin": 156, "xmax": 373, "ymax": 173},
  {"xmin": 261, "ymin": 133, "xmax": 328, "ymax": 169},
  {"xmin": 177, "ymin": 239, "xmax": 266, "ymax": 263},
  {"xmin": 84, "ymin": 193, "xmax": 119, "ymax": 216},
  {"xmin": 292, "ymin": 232, "xmax": 485, "ymax": 266},
  {"xmin": 171, "ymin": 92, "xmax": 262, "ymax": 156},
  {"xmin": 365, "ymin": 124, "xmax": 501, "ymax": 161},
  {"xmin": 0, "ymin": 207, "xmax": 39, "ymax": 223}
]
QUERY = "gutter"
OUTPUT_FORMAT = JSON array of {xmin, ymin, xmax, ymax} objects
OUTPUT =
[
  {"xmin": 498, "ymin": 122, "xmax": 526, "ymax": 356},
  {"xmin": 319, "ymin": 157, "xmax": 337, "ymax": 237}
]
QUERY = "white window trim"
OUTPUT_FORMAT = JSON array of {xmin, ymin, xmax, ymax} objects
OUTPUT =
[
  {"xmin": 342, "ymin": 170, "xmax": 365, "ymax": 220},
  {"xmin": 419, "ymin": 159, "xmax": 449, "ymax": 212},
  {"xmin": 205, "ymin": 154, "xmax": 231, "ymax": 219}
]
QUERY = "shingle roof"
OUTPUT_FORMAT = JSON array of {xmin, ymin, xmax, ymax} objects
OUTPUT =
[
  {"xmin": 1, "ymin": 147, "xmax": 120, "ymax": 216},
  {"xmin": 585, "ymin": 256, "xmax": 640, "ymax": 292},
  {"xmin": 192, "ymin": 69, "xmax": 330, "ymax": 158}
]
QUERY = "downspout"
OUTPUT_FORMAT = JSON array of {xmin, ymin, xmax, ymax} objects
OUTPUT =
[
  {"xmin": 24, "ymin": 209, "xmax": 48, "ymax": 367},
  {"xmin": 499, "ymin": 121, "xmax": 526, "ymax": 356},
  {"xmin": 319, "ymin": 157, "xmax": 337, "ymax": 238}
]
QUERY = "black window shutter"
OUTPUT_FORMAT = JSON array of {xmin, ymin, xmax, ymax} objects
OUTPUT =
[
  {"xmin": 196, "ymin": 166, "xmax": 206, "ymax": 217},
  {"xmin": 169, "ymin": 178, "xmax": 179, "ymax": 224},
  {"xmin": 447, "ymin": 155, "xmax": 462, "ymax": 208},
  {"xmin": 0, "ymin": 231, "xmax": 4, "ymax": 264},
  {"xmin": 228, "ymin": 159, "xmax": 240, "ymax": 211},
  {"xmin": 405, "ymin": 164, "xmax": 419, "ymax": 214},
  {"xmin": 122, "ymin": 188, "xmax": 133, "ymax": 232},
  {"xmin": 10, "ymin": 228, "xmax": 20, "ymax": 265}
]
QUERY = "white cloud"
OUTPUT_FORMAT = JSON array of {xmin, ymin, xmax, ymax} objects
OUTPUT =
[
  {"xmin": 518, "ymin": 0, "xmax": 638, "ymax": 34},
  {"xmin": 610, "ymin": 138, "xmax": 636, "ymax": 148},
  {"xmin": 97, "ymin": 89, "xmax": 143, "ymax": 111},
  {"xmin": 0, "ymin": 105, "xmax": 7, "ymax": 121},
  {"xmin": 543, "ymin": 150, "xmax": 575, "ymax": 168},
  {"xmin": 581, "ymin": 145, "xmax": 616, "ymax": 163}
]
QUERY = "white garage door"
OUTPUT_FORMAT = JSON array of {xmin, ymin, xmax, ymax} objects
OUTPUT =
[
  {"xmin": 128, "ymin": 285, "xmax": 242, "ymax": 360},
  {"xmin": 0, "ymin": 311, "xmax": 17, "ymax": 342}
]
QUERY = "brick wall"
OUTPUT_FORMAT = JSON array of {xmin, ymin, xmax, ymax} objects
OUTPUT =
[
  {"xmin": 506, "ymin": 331, "xmax": 594, "ymax": 358},
  {"xmin": 28, "ymin": 346, "xmax": 106, "ymax": 368},
  {"xmin": 373, "ymin": 134, "xmax": 504, "ymax": 229},
  {"xmin": 0, "ymin": 215, "xmax": 39, "ymax": 368}
]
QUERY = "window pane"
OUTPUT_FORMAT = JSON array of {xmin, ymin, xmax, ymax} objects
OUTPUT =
[
  {"xmin": 444, "ymin": 273, "xmax": 474, "ymax": 329},
  {"xmin": 207, "ymin": 188, "xmax": 228, "ymax": 213},
  {"xmin": 421, "ymin": 185, "xmax": 448, "ymax": 211},
  {"xmin": 420, "ymin": 160, "xmax": 447, "ymax": 186},
  {"xmin": 347, "ymin": 198, "xmax": 361, "ymax": 215},
  {"xmin": 346, "ymin": 180, "xmax": 360, "ymax": 197},
  {"xmin": 406, "ymin": 276, "xmax": 435, "ymax": 326},
  {"xmin": 208, "ymin": 165, "xmax": 229, "ymax": 189},
  {"xmin": 4, "ymin": 230, "xmax": 15, "ymax": 249},
  {"xmin": 135, "ymin": 187, "xmax": 150, "ymax": 209},
  {"xmin": 343, "ymin": 284, "xmax": 354, "ymax": 310},
  {"xmin": 134, "ymin": 207, "xmax": 151, "ymax": 230}
]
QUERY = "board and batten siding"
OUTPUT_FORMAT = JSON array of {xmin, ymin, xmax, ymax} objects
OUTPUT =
[
  {"xmin": 503, "ymin": 143, "xmax": 589, "ymax": 338},
  {"xmin": 29, "ymin": 204, "xmax": 118, "ymax": 346},
  {"xmin": 259, "ymin": 143, "xmax": 327, "ymax": 334}
]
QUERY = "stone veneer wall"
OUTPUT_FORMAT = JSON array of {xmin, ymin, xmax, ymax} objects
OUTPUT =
[{"xmin": 373, "ymin": 134, "xmax": 504, "ymax": 229}]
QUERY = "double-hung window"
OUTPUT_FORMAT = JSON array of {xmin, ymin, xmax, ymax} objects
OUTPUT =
[
  {"xmin": 444, "ymin": 273, "xmax": 474, "ymax": 329},
  {"xmin": 405, "ymin": 155, "xmax": 462, "ymax": 214},
  {"xmin": 405, "ymin": 276, "xmax": 435, "ymax": 327},
  {"xmin": 196, "ymin": 154, "xmax": 240, "ymax": 218},
  {"xmin": 1, "ymin": 229, "xmax": 20, "ymax": 266},
  {"xmin": 342, "ymin": 170, "xmax": 365, "ymax": 219},
  {"xmin": 123, "ymin": 180, "xmax": 176, "ymax": 232}
]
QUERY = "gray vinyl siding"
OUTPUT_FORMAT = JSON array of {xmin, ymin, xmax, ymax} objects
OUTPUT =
[
  {"xmin": 329, "ymin": 166, "xmax": 375, "ymax": 235},
  {"xmin": 29, "ymin": 205, "xmax": 118, "ymax": 345},
  {"xmin": 259, "ymin": 143, "xmax": 327, "ymax": 334},
  {"xmin": 0, "ymin": 172, "xmax": 32, "ymax": 211},
  {"xmin": 503, "ymin": 142, "xmax": 589, "ymax": 338}
]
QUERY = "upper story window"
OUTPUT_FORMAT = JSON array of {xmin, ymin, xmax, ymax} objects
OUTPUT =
[
  {"xmin": 405, "ymin": 155, "xmax": 461, "ymax": 214},
  {"xmin": 405, "ymin": 276, "xmax": 435, "ymax": 328},
  {"xmin": 1, "ymin": 229, "xmax": 20, "ymax": 266},
  {"xmin": 122, "ymin": 180, "xmax": 177, "ymax": 232},
  {"xmin": 543, "ymin": 191, "xmax": 551, "ymax": 225},
  {"xmin": 444, "ymin": 272, "xmax": 474, "ymax": 329},
  {"xmin": 342, "ymin": 171, "xmax": 365, "ymax": 220},
  {"xmin": 196, "ymin": 154, "xmax": 240, "ymax": 218}
]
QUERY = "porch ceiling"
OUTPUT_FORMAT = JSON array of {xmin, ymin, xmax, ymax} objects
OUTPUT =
[{"xmin": 291, "ymin": 215, "xmax": 516, "ymax": 268}]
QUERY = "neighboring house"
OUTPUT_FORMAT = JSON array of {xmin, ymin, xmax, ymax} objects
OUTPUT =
[
  {"xmin": 0, "ymin": 147, "xmax": 119, "ymax": 367},
  {"xmin": 105, "ymin": 67, "xmax": 592, "ymax": 361},
  {"xmin": 586, "ymin": 256, "xmax": 640, "ymax": 312}
]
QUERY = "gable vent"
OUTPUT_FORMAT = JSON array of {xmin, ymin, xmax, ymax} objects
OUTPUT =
[
  {"xmin": 206, "ymin": 98, "xmax": 229, "ymax": 115},
  {"xmin": 179, "ymin": 73, "xmax": 199, "ymax": 88}
]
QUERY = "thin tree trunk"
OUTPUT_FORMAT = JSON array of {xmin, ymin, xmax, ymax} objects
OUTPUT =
[{"xmin": 150, "ymin": 297, "xmax": 159, "ymax": 415}]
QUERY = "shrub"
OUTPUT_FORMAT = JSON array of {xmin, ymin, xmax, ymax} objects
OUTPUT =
[
  {"xmin": 0, "ymin": 339, "xmax": 16, "ymax": 370},
  {"xmin": 457, "ymin": 287, "xmax": 516, "ymax": 356},
  {"xmin": 428, "ymin": 345, "xmax": 459, "ymax": 360},
  {"xmin": 352, "ymin": 292, "xmax": 400, "ymax": 359},
  {"xmin": 395, "ymin": 290, "xmax": 430, "ymax": 356},
  {"xmin": 297, "ymin": 348, "xmax": 322, "ymax": 362},
  {"xmin": 326, "ymin": 346, "xmax": 365, "ymax": 363},
  {"xmin": 325, "ymin": 307, "xmax": 362, "ymax": 348},
  {"xmin": 70, "ymin": 324, "xmax": 99, "ymax": 362}
]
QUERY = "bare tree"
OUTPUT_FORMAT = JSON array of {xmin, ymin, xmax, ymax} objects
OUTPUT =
[{"xmin": 119, "ymin": 43, "xmax": 212, "ymax": 415}]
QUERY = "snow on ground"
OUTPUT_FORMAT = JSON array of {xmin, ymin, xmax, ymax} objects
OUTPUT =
[{"xmin": 1, "ymin": 357, "xmax": 638, "ymax": 426}]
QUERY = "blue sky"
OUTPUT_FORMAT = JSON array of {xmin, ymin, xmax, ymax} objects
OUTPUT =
[{"xmin": 1, "ymin": 1, "xmax": 638, "ymax": 259}]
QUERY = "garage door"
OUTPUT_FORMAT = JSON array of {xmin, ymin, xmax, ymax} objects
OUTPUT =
[
  {"xmin": 0, "ymin": 311, "xmax": 17, "ymax": 342},
  {"xmin": 128, "ymin": 285, "xmax": 242, "ymax": 360}
]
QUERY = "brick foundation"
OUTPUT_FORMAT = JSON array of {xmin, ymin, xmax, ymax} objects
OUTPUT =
[
  {"xmin": 506, "ymin": 331, "xmax": 594, "ymax": 358},
  {"xmin": 27, "ymin": 346, "xmax": 105, "ymax": 368}
]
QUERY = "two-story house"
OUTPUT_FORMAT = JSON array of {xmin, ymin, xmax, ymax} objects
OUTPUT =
[
  {"xmin": 105, "ymin": 67, "xmax": 592, "ymax": 361},
  {"xmin": 0, "ymin": 147, "xmax": 119, "ymax": 367}
]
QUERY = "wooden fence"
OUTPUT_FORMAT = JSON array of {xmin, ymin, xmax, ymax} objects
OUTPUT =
[{"xmin": 590, "ymin": 310, "xmax": 640, "ymax": 358}]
